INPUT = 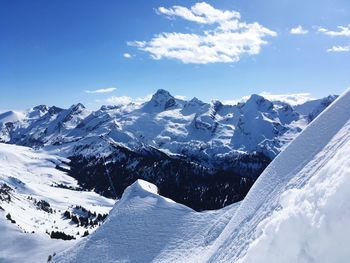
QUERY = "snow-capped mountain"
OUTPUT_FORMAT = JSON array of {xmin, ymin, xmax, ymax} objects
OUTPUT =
[
  {"xmin": 0, "ymin": 90, "xmax": 337, "ymax": 210},
  {"xmin": 0, "ymin": 143, "xmax": 114, "ymax": 243},
  {"xmin": 53, "ymin": 88, "xmax": 350, "ymax": 263}
]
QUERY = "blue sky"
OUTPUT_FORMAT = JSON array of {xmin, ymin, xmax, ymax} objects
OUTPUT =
[{"xmin": 1, "ymin": 0, "xmax": 350, "ymax": 109}]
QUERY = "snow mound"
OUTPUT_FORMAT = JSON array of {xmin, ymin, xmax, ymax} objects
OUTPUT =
[
  {"xmin": 121, "ymin": 179, "xmax": 176, "ymax": 205},
  {"xmin": 123, "ymin": 179, "xmax": 159, "ymax": 196}
]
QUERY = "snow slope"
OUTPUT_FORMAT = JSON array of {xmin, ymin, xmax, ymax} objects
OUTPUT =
[
  {"xmin": 54, "ymin": 88, "xmax": 350, "ymax": 262},
  {"xmin": 0, "ymin": 216, "xmax": 72, "ymax": 263},
  {"xmin": 0, "ymin": 143, "xmax": 114, "ymax": 243}
]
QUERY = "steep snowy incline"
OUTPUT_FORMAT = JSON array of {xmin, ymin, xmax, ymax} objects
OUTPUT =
[
  {"xmin": 207, "ymin": 88, "xmax": 350, "ymax": 262},
  {"xmin": 54, "ymin": 88, "xmax": 350, "ymax": 263}
]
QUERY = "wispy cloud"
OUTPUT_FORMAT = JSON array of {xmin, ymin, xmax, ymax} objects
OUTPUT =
[
  {"xmin": 85, "ymin": 87, "xmax": 117, "ymax": 94},
  {"xmin": 318, "ymin": 25, "xmax": 350, "ymax": 37},
  {"xmin": 128, "ymin": 2, "xmax": 276, "ymax": 64},
  {"xmin": 327, "ymin": 45, "xmax": 350, "ymax": 52},
  {"xmin": 123, "ymin": 53, "xmax": 133, "ymax": 59},
  {"xmin": 290, "ymin": 25, "xmax": 308, "ymax": 35}
]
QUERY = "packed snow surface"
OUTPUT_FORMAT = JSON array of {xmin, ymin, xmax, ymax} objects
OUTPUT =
[{"xmin": 54, "ymin": 88, "xmax": 350, "ymax": 263}]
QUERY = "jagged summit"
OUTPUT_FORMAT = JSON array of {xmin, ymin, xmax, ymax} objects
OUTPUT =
[
  {"xmin": 182, "ymin": 97, "xmax": 208, "ymax": 113},
  {"xmin": 154, "ymin": 88, "xmax": 172, "ymax": 96},
  {"xmin": 70, "ymin": 103, "xmax": 86, "ymax": 111},
  {"xmin": 32, "ymin": 104, "xmax": 49, "ymax": 112},
  {"xmin": 211, "ymin": 100, "xmax": 224, "ymax": 112},
  {"xmin": 48, "ymin": 106, "xmax": 63, "ymax": 115},
  {"xmin": 189, "ymin": 97, "xmax": 205, "ymax": 105},
  {"xmin": 243, "ymin": 94, "xmax": 274, "ymax": 111},
  {"xmin": 67, "ymin": 103, "xmax": 86, "ymax": 116},
  {"xmin": 143, "ymin": 89, "xmax": 177, "ymax": 111}
]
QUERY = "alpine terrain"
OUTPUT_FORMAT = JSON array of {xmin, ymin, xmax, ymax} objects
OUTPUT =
[
  {"xmin": 0, "ymin": 90, "xmax": 337, "ymax": 210},
  {"xmin": 52, "ymin": 87, "xmax": 350, "ymax": 262}
]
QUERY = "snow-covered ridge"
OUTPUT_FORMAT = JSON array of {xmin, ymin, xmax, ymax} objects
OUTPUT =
[
  {"xmin": 53, "ymin": 180, "xmax": 238, "ymax": 263},
  {"xmin": 0, "ymin": 90, "xmax": 336, "ymax": 161},
  {"xmin": 53, "ymin": 88, "xmax": 350, "ymax": 262}
]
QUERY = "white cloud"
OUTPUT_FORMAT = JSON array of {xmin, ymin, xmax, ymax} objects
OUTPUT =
[
  {"xmin": 129, "ymin": 2, "xmax": 277, "ymax": 64},
  {"xmin": 174, "ymin": 95, "xmax": 187, "ymax": 100},
  {"xmin": 318, "ymin": 25, "xmax": 350, "ymax": 37},
  {"xmin": 327, "ymin": 45, "xmax": 350, "ymax": 52},
  {"xmin": 105, "ymin": 94, "xmax": 153, "ymax": 106},
  {"xmin": 123, "ymin": 53, "xmax": 133, "ymax": 58},
  {"xmin": 223, "ymin": 92, "xmax": 314, "ymax": 106},
  {"xmin": 290, "ymin": 26, "xmax": 308, "ymax": 35},
  {"xmin": 135, "ymin": 94, "xmax": 153, "ymax": 104},
  {"xmin": 259, "ymin": 92, "xmax": 314, "ymax": 105},
  {"xmin": 86, "ymin": 87, "xmax": 117, "ymax": 94},
  {"xmin": 157, "ymin": 2, "xmax": 240, "ymax": 25},
  {"xmin": 106, "ymin": 96, "xmax": 133, "ymax": 105}
]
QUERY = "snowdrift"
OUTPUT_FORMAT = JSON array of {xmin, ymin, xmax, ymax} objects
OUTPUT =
[{"xmin": 54, "ymin": 88, "xmax": 350, "ymax": 263}]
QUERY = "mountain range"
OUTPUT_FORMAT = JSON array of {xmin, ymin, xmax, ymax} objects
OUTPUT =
[{"xmin": 0, "ymin": 90, "xmax": 337, "ymax": 210}]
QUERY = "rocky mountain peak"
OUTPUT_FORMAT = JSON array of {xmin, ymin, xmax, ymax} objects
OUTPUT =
[{"xmin": 145, "ymin": 89, "xmax": 176, "ymax": 111}]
